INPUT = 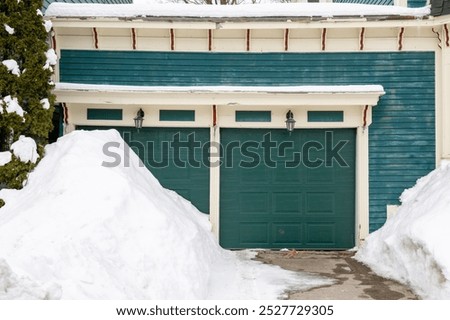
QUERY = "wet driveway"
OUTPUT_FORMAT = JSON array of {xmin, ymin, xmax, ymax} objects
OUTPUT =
[{"xmin": 255, "ymin": 250, "xmax": 418, "ymax": 300}]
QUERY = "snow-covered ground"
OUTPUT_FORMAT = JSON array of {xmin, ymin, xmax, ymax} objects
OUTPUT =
[
  {"xmin": 356, "ymin": 162, "xmax": 450, "ymax": 299},
  {"xmin": 0, "ymin": 130, "xmax": 331, "ymax": 299}
]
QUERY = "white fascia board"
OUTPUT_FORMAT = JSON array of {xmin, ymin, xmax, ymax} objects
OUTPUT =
[
  {"xmin": 54, "ymin": 83, "xmax": 385, "ymax": 107},
  {"xmin": 48, "ymin": 17, "xmax": 437, "ymax": 30}
]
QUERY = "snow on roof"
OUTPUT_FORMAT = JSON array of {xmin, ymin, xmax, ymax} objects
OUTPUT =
[
  {"xmin": 45, "ymin": 3, "xmax": 430, "ymax": 20},
  {"xmin": 55, "ymin": 82, "xmax": 385, "ymax": 94}
]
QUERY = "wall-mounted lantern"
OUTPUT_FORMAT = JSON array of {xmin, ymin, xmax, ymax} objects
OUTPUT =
[
  {"xmin": 285, "ymin": 110, "xmax": 296, "ymax": 133},
  {"xmin": 134, "ymin": 108, "xmax": 144, "ymax": 130}
]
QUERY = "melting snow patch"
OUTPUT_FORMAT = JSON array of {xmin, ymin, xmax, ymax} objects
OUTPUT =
[{"xmin": 356, "ymin": 161, "xmax": 450, "ymax": 299}]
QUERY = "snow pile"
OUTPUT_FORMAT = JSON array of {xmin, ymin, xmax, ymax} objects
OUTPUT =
[
  {"xmin": 0, "ymin": 130, "xmax": 330, "ymax": 299},
  {"xmin": 356, "ymin": 162, "xmax": 450, "ymax": 299},
  {"xmin": 10, "ymin": 136, "xmax": 39, "ymax": 164},
  {"xmin": 45, "ymin": 3, "xmax": 430, "ymax": 19},
  {"xmin": 0, "ymin": 259, "xmax": 59, "ymax": 300},
  {"xmin": 2, "ymin": 60, "xmax": 20, "ymax": 76}
]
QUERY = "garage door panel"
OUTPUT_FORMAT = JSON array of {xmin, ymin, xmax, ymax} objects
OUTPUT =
[
  {"xmin": 220, "ymin": 128, "xmax": 355, "ymax": 249},
  {"xmin": 239, "ymin": 192, "xmax": 270, "ymax": 214},
  {"xmin": 305, "ymin": 192, "xmax": 335, "ymax": 214},
  {"xmin": 273, "ymin": 192, "xmax": 302, "ymax": 214},
  {"xmin": 239, "ymin": 166, "xmax": 269, "ymax": 184},
  {"xmin": 306, "ymin": 167, "xmax": 334, "ymax": 183},
  {"xmin": 305, "ymin": 223, "xmax": 336, "ymax": 246},
  {"xmin": 272, "ymin": 224, "xmax": 302, "ymax": 244},
  {"xmin": 239, "ymin": 223, "xmax": 269, "ymax": 245},
  {"xmin": 274, "ymin": 166, "xmax": 303, "ymax": 183}
]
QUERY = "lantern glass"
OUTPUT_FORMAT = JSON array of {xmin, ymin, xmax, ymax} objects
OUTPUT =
[
  {"xmin": 285, "ymin": 110, "xmax": 296, "ymax": 132},
  {"xmin": 285, "ymin": 118, "xmax": 296, "ymax": 132},
  {"xmin": 134, "ymin": 117, "xmax": 143, "ymax": 129},
  {"xmin": 134, "ymin": 108, "xmax": 145, "ymax": 129}
]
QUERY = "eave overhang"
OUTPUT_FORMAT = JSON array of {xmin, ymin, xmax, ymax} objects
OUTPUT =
[{"xmin": 54, "ymin": 83, "xmax": 385, "ymax": 107}]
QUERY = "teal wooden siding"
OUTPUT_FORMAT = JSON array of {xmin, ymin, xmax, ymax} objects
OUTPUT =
[
  {"xmin": 87, "ymin": 108, "xmax": 122, "ymax": 120},
  {"xmin": 407, "ymin": 0, "xmax": 428, "ymax": 7},
  {"xmin": 159, "ymin": 110, "xmax": 195, "ymax": 122},
  {"xmin": 236, "ymin": 111, "xmax": 272, "ymax": 122},
  {"xmin": 60, "ymin": 50, "xmax": 435, "ymax": 232},
  {"xmin": 308, "ymin": 111, "xmax": 344, "ymax": 122}
]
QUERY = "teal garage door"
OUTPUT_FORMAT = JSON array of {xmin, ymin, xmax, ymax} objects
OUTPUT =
[
  {"xmin": 220, "ymin": 128, "xmax": 356, "ymax": 249},
  {"xmin": 78, "ymin": 126, "xmax": 210, "ymax": 214}
]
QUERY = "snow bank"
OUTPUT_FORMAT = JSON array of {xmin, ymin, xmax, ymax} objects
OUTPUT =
[
  {"xmin": 356, "ymin": 162, "xmax": 450, "ymax": 299},
  {"xmin": 0, "ymin": 130, "xmax": 330, "ymax": 299},
  {"xmin": 45, "ymin": 3, "xmax": 430, "ymax": 19},
  {"xmin": 0, "ymin": 259, "xmax": 60, "ymax": 300}
]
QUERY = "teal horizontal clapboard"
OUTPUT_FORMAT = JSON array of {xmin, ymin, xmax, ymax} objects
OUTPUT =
[
  {"xmin": 407, "ymin": 0, "xmax": 428, "ymax": 8},
  {"xmin": 308, "ymin": 111, "xmax": 344, "ymax": 122},
  {"xmin": 235, "ymin": 111, "xmax": 272, "ymax": 122},
  {"xmin": 159, "ymin": 110, "xmax": 195, "ymax": 122},
  {"xmin": 61, "ymin": 50, "xmax": 436, "ymax": 232},
  {"xmin": 87, "ymin": 108, "xmax": 122, "ymax": 120}
]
